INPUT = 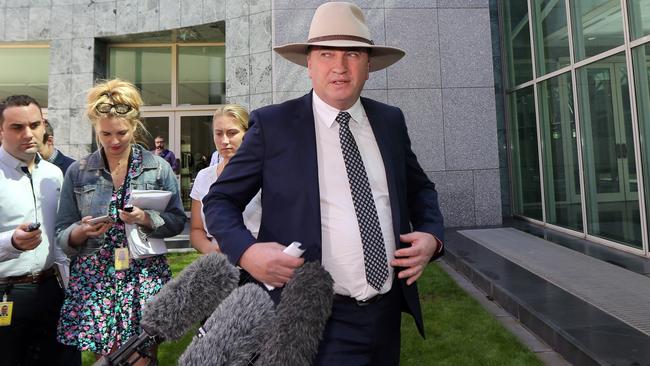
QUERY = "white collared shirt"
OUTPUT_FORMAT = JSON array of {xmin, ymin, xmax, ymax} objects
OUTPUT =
[
  {"xmin": 313, "ymin": 91, "xmax": 396, "ymax": 301},
  {"xmin": 0, "ymin": 145, "xmax": 65, "ymax": 277}
]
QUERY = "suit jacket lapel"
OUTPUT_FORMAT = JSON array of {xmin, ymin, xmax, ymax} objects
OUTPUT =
[
  {"xmin": 295, "ymin": 92, "xmax": 322, "ymax": 247},
  {"xmin": 362, "ymin": 98, "xmax": 401, "ymax": 243}
]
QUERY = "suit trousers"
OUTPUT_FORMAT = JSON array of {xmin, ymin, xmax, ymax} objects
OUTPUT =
[
  {"xmin": 314, "ymin": 281, "xmax": 402, "ymax": 366},
  {"xmin": 0, "ymin": 276, "xmax": 80, "ymax": 366}
]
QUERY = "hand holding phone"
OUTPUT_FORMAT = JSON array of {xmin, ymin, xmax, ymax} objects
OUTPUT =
[
  {"xmin": 25, "ymin": 222, "xmax": 41, "ymax": 232},
  {"xmin": 87, "ymin": 215, "xmax": 111, "ymax": 225},
  {"xmin": 123, "ymin": 204, "xmax": 134, "ymax": 213}
]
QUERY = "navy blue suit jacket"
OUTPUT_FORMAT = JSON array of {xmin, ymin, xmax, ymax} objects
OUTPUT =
[
  {"xmin": 203, "ymin": 92, "xmax": 444, "ymax": 336},
  {"xmin": 52, "ymin": 150, "xmax": 75, "ymax": 176}
]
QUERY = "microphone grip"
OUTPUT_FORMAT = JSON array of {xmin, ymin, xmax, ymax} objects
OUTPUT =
[
  {"xmin": 92, "ymin": 330, "xmax": 159, "ymax": 366},
  {"xmin": 264, "ymin": 242, "xmax": 305, "ymax": 291}
]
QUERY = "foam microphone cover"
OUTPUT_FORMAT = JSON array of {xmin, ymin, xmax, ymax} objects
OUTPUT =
[
  {"xmin": 178, "ymin": 283, "xmax": 275, "ymax": 366},
  {"xmin": 256, "ymin": 262, "xmax": 334, "ymax": 366},
  {"xmin": 140, "ymin": 252, "xmax": 240, "ymax": 340}
]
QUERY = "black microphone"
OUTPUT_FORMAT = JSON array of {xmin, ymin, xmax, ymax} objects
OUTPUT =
[
  {"xmin": 178, "ymin": 283, "xmax": 275, "ymax": 366},
  {"xmin": 255, "ymin": 262, "xmax": 334, "ymax": 366},
  {"xmin": 93, "ymin": 252, "xmax": 240, "ymax": 366}
]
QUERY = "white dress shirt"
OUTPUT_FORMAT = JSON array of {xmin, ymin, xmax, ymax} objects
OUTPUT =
[
  {"xmin": 313, "ymin": 91, "xmax": 396, "ymax": 301},
  {"xmin": 0, "ymin": 146, "xmax": 65, "ymax": 277}
]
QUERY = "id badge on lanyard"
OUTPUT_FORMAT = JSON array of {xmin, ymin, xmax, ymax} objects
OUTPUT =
[
  {"xmin": 115, "ymin": 247, "xmax": 130, "ymax": 271},
  {"xmin": 0, "ymin": 293, "xmax": 14, "ymax": 327}
]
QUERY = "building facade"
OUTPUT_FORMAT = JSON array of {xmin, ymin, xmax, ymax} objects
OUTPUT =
[
  {"xmin": 503, "ymin": 0, "xmax": 650, "ymax": 257},
  {"xmin": 0, "ymin": 1, "xmax": 503, "ymax": 234}
]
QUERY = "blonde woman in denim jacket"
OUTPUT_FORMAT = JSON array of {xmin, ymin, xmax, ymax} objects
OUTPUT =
[{"xmin": 55, "ymin": 79, "xmax": 185, "ymax": 364}]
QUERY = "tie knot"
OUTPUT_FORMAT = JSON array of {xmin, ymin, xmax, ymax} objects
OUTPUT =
[{"xmin": 336, "ymin": 111, "xmax": 351, "ymax": 126}]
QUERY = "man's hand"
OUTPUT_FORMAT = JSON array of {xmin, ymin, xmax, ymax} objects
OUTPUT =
[
  {"xmin": 390, "ymin": 231, "xmax": 440, "ymax": 285},
  {"xmin": 239, "ymin": 242, "xmax": 305, "ymax": 288},
  {"xmin": 11, "ymin": 223, "xmax": 43, "ymax": 251}
]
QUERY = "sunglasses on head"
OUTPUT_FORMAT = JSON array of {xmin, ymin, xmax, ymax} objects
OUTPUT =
[{"xmin": 95, "ymin": 103, "xmax": 132, "ymax": 115}]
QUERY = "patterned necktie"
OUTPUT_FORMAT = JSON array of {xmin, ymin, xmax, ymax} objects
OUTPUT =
[{"xmin": 336, "ymin": 111, "xmax": 389, "ymax": 291}]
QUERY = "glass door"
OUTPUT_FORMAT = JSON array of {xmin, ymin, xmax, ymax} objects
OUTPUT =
[
  {"xmin": 142, "ymin": 111, "xmax": 215, "ymax": 211},
  {"xmin": 579, "ymin": 56, "xmax": 642, "ymax": 247},
  {"xmin": 174, "ymin": 112, "xmax": 215, "ymax": 211},
  {"xmin": 141, "ymin": 113, "xmax": 174, "ymax": 152}
]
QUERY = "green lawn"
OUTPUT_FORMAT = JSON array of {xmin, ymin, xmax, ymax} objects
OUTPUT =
[{"xmin": 83, "ymin": 252, "xmax": 542, "ymax": 366}]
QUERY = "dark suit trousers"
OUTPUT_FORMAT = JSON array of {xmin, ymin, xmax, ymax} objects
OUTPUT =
[
  {"xmin": 314, "ymin": 282, "xmax": 402, "ymax": 366},
  {"xmin": 0, "ymin": 276, "xmax": 80, "ymax": 366}
]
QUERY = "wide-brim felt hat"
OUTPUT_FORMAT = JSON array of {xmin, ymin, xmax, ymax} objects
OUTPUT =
[{"xmin": 273, "ymin": 2, "xmax": 405, "ymax": 72}]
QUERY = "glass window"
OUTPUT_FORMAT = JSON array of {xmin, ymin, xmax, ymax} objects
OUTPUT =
[
  {"xmin": 538, "ymin": 73, "xmax": 582, "ymax": 231},
  {"xmin": 571, "ymin": 0, "xmax": 624, "ymax": 61},
  {"xmin": 531, "ymin": 0, "xmax": 571, "ymax": 76},
  {"xmin": 108, "ymin": 47, "xmax": 172, "ymax": 106},
  {"xmin": 633, "ymin": 44, "xmax": 650, "ymax": 246},
  {"xmin": 509, "ymin": 87, "xmax": 543, "ymax": 220},
  {"xmin": 503, "ymin": 0, "xmax": 533, "ymax": 87},
  {"xmin": 178, "ymin": 46, "xmax": 225, "ymax": 105},
  {"xmin": 628, "ymin": 0, "xmax": 650, "ymax": 40},
  {"xmin": 0, "ymin": 47, "xmax": 49, "ymax": 107},
  {"xmin": 577, "ymin": 53, "xmax": 641, "ymax": 247}
]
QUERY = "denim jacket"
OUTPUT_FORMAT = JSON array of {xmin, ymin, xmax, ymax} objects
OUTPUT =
[{"xmin": 56, "ymin": 145, "xmax": 186, "ymax": 257}]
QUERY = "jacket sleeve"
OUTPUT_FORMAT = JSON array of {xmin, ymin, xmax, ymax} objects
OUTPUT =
[
  {"xmin": 55, "ymin": 163, "xmax": 84, "ymax": 256},
  {"xmin": 202, "ymin": 110, "xmax": 265, "ymax": 266}
]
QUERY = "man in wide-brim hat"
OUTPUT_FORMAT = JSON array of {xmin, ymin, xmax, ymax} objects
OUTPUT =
[{"xmin": 203, "ymin": 2, "xmax": 445, "ymax": 365}]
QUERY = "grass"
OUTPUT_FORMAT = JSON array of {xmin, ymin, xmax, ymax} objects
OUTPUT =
[{"xmin": 83, "ymin": 252, "xmax": 542, "ymax": 366}]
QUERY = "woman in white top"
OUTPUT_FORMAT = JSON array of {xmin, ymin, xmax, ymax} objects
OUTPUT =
[{"xmin": 189, "ymin": 104, "xmax": 261, "ymax": 253}]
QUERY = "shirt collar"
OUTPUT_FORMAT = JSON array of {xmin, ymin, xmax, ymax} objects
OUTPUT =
[
  {"xmin": 312, "ymin": 91, "xmax": 366, "ymax": 128},
  {"xmin": 0, "ymin": 145, "xmax": 39, "ymax": 172}
]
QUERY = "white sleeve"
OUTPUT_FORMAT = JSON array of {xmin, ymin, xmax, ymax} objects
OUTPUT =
[
  {"xmin": 189, "ymin": 170, "xmax": 207, "ymax": 201},
  {"xmin": 0, "ymin": 229, "xmax": 22, "ymax": 262}
]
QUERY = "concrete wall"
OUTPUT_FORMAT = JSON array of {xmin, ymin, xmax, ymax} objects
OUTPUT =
[{"xmin": 0, "ymin": 0, "xmax": 502, "ymax": 227}]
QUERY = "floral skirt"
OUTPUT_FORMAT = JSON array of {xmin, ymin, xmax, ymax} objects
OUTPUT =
[{"xmin": 56, "ymin": 246, "xmax": 171, "ymax": 355}]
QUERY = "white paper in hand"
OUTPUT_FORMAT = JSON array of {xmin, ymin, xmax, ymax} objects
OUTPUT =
[
  {"xmin": 125, "ymin": 190, "xmax": 172, "ymax": 259},
  {"xmin": 128, "ymin": 190, "xmax": 172, "ymax": 212}
]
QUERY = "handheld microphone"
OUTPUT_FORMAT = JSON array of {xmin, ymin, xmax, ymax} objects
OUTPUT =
[
  {"xmin": 93, "ymin": 252, "xmax": 240, "ymax": 366},
  {"xmin": 256, "ymin": 262, "xmax": 334, "ymax": 366},
  {"xmin": 178, "ymin": 283, "xmax": 275, "ymax": 366}
]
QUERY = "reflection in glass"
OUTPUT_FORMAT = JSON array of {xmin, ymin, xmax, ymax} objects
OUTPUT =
[
  {"xmin": 628, "ymin": 0, "xmax": 650, "ymax": 40},
  {"xmin": 539, "ymin": 73, "xmax": 582, "ymax": 230},
  {"xmin": 577, "ymin": 53, "xmax": 641, "ymax": 247},
  {"xmin": 503, "ymin": 0, "xmax": 533, "ymax": 87},
  {"xmin": 571, "ymin": 0, "xmax": 624, "ymax": 61},
  {"xmin": 0, "ymin": 48, "xmax": 49, "ymax": 107},
  {"xmin": 180, "ymin": 115, "xmax": 214, "ymax": 210},
  {"xmin": 178, "ymin": 46, "xmax": 226, "ymax": 105},
  {"xmin": 108, "ymin": 47, "xmax": 172, "ymax": 105},
  {"xmin": 633, "ymin": 44, "xmax": 650, "ymax": 247},
  {"xmin": 510, "ymin": 87, "xmax": 543, "ymax": 220},
  {"xmin": 531, "ymin": 0, "xmax": 571, "ymax": 76}
]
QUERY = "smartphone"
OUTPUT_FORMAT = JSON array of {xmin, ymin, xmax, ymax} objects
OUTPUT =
[
  {"xmin": 123, "ymin": 204, "xmax": 134, "ymax": 213},
  {"xmin": 25, "ymin": 222, "xmax": 41, "ymax": 232},
  {"xmin": 87, "ymin": 215, "xmax": 111, "ymax": 225}
]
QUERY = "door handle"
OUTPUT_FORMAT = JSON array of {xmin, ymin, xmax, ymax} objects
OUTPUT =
[{"xmin": 615, "ymin": 143, "xmax": 628, "ymax": 159}]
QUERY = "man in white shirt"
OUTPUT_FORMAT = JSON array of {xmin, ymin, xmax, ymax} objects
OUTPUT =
[
  {"xmin": 203, "ymin": 3, "xmax": 444, "ymax": 365},
  {"xmin": 0, "ymin": 95, "xmax": 72, "ymax": 365}
]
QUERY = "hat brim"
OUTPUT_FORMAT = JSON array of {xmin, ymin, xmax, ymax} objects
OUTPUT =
[{"xmin": 273, "ymin": 41, "xmax": 405, "ymax": 72}]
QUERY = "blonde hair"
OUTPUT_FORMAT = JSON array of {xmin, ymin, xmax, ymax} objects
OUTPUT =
[
  {"xmin": 86, "ymin": 78, "xmax": 148, "ymax": 146},
  {"xmin": 213, "ymin": 104, "xmax": 250, "ymax": 132}
]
